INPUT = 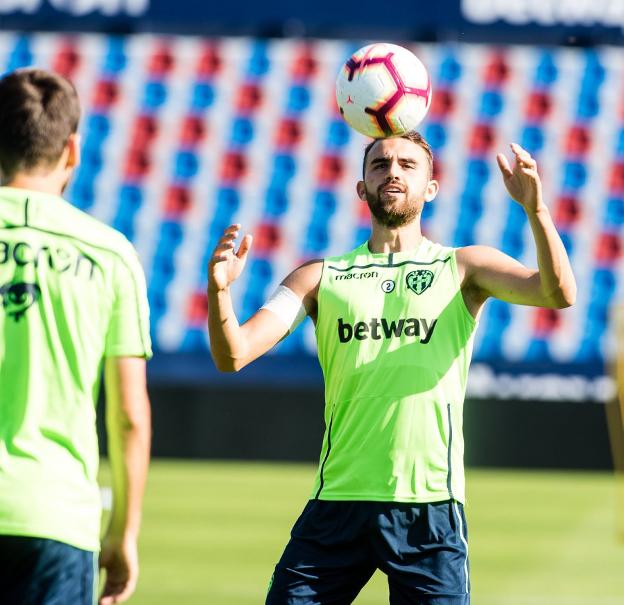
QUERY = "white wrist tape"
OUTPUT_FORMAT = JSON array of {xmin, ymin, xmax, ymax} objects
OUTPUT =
[{"xmin": 260, "ymin": 285, "xmax": 307, "ymax": 334}]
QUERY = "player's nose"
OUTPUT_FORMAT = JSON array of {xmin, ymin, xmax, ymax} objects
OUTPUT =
[{"xmin": 387, "ymin": 159, "xmax": 402, "ymax": 177}]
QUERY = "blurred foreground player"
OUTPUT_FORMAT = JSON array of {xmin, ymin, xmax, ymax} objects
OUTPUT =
[
  {"xmin": 0, "ymin": 69, "xmax": 152, "ymax": 605},
  {"xmin": 207, "ymin": 132, "xmax": 576, "ymax": 604}
]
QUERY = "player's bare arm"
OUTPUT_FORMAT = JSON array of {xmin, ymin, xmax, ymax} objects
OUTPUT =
[
  {"xmin": 207, "ymin": 224, "xmax": 322, "ymax": 372},
  {"xmin": 100, "ymin": 357, "xmax": 151, "ymax": 605},
  {"xmin": 457, "ymin": 143, "xmax": 577, "ymax": 317}
]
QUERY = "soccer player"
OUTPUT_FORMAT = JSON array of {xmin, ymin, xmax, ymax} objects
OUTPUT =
[
  {"xmin": 207, "ymin": 132, "xmax": 576, "ymax": 604},
  {"xmin": 0, "ymin": 69, "xmax": 152, "ymax": 605}
]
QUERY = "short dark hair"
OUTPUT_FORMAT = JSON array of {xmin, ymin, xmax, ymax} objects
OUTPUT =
[
  {"xmin": 362, "ymin": 131, "xmax": 434, "ymax": 179},
  {"xmin": 0, "ymin": 68, "xmax": 80, "ymax": 181}
]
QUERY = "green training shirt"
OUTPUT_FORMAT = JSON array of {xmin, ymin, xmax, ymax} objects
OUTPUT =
[
  {"xmin": 312, "ymin": 238, "xmax": 477, "ymax": 504},
  {"xmin": 0, "ymin": 187, "xmax": 151, "ymax": 551}
]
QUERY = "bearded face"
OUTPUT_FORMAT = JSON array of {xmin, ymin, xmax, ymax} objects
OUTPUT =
[
  {"xmin": 363, "ymin": 177, "xmax": 428, "ymax": 228},
  {"xmin": 358, "ymin": 137, "xmax": 436, "ymax": 229}
]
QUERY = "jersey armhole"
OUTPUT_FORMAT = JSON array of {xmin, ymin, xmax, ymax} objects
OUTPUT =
[
  {"xmin": 450, "ymin": 249, "xmax": 479, "ymax": 329},
  {"xmin": 314, "ymin": 259, "xmax": 327, "ymax": 336}
]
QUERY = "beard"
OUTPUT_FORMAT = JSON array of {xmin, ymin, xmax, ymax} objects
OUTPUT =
[{"xmin": 364, "ymin": 181, "xmax": 424, "ymax": 228}]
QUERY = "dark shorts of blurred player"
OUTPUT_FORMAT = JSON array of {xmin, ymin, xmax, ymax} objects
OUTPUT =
[
  {"xmin": 0, "ymin": 535, "xmax": 97, "ymax": 605},
  {"xmin": 266, "ymin": 499, "xmax": 470, "ymax": 605}
]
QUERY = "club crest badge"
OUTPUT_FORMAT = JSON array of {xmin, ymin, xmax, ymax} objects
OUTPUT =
[
  {"xmin": 406, "ymin": 270, "xmax": 433, "ymax": 295},
  {"xmin": 0, "ymin": 282, "xmax": 41, "ymax": 321}
]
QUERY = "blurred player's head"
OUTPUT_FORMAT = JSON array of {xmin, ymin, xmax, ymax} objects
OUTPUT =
[
  {"xmin": 0, "ymin": 68, "xmax": 81, "ymax": 191},
  {"xmin": 358, "ymin": 132, "xmax": 438, "ymax": 228}
]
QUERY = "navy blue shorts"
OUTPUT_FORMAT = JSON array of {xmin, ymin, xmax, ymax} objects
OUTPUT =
[
  {"xmin": 266, "ymin": 500, "xmax": 470, "ymax": 605},
  {"xmin": 0, "ymin": 535, "xmax": 97, "ymax": 605}
]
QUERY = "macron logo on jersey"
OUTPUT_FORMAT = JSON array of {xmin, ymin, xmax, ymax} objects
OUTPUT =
[{"xmin": 337, "ymin": 317, "xmax": 438, "ymax": 344}]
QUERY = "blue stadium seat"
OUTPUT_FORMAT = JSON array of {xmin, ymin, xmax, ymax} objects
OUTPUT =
[
  {"xmin": 616, "ymin": 129, "xmax": 624, "ymax": 155},
  {"xmin": 142, "ymin": 81, "xmax": 168, "ymax": 110},
  {"xmin": 458, "ymin": 192, "xmax": 483, "ymax": 220},
  {"xmin": 230, "ymin": 117, "xmax": 254, "ymax": 146},
  {"xmin": 479, "ymin": 91, "xmax": 504, "ymax": 118},
  {"xmin": 264, "ymin": 186, "xmax": 289, "ymax": 217},
  {"xmin": 304, "ymin": 222, "xmax": 329, "ymax": 254},
  {"xmin": 69, "ymin": 176, "xmax": 95, "ymax": 211},
  {"xmin": 286, "ymin": 85, "xmax": 311, "ymax": 114},
  {"xmin": 466, "ymin": 159, "xmax": 489, "ymax": 187},
  {"xmin": 591, "ymin": 268, "xmax": 616, "ymax": 300},
  {"xmin": 190, "ymin": 82, "xmax": 215, "ymax": 111},
  {"xmin": 156, "ymin": 221, "xmax": 184, "ymax": 255},
  {"xmin": 174, "ymin": 150, "xmax": 200, "ymax": 180},
  {"xmin": 559, "ymin": 231, "xmax": 574, "ymax": 256},
  {"xmin": 353, "ymin": 226, "xmax": 371, "ymax": 248},
  {"xmin": 582, "ymin": 51, "xmax": 605, "ymax": 87},
  {"xmin": 438, "ymin": 53, "xmax": 462, "ymax": 84},
  {"xmin": 562, "ymin": 161, "xmax": 587, "ymax": 190},
  {"xmin": 421, "ymin": 200, "xmax": 435, "ymax": 222},
  {"xmin": 452, "ymin": 226, "xmax": 474, "ymax": 249},
  {"xmin": 85, "ymin": 114, "xmax": 111, "ymax": 140},
  {"xmin": 246, "ymin": 42, "xmax": 270, "ymax": 78},
  {"xmin": 111, "ymin": 185, "xmax": 143, "ymax": 241},
  {"xmin": 576, "ymin": 93, "xmax": 599, "ymax": 120},
  {"xmin": 81, "ymin": 147, "xmax": 103, "ymax": 173},
  {"xmin": 605, "ymin": 197, "xmax": 624, "ymax": 226},
  {"xmin": 326, "ymin": 120, "xmax": 350, "ymax": 148},
  {"xmin": 534, "ymin": 52, "xmax": 558, "ymax": 86},
  {"xmin": 520, "ymin": 126, "xmax": 544, "ymax": 154},
  {"xmin": 424, "ymin": 123, "xmax": 447, "ymax": 151},
  {"xmin": 103, "ymin": 37, "xmax": 127, "ymax": 75},
  {"xmin": 500, "ymin": 228, "xmax": 524, "ymax": 258},
  {"xmin": 312, "ymin": 191, "xmax": 337, "ymax": 216},
  {"xmin": 272, "ymin": 154, "xmax": 297, "ymax": 182},
  {"xmin": 7, "ymin": 36, "xmax": 33, "ymax": 72}
]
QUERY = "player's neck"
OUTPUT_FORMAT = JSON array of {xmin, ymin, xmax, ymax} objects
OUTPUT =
[
  {"xmin": 367, "ymin": 223, "xmax": 423, "ymax": 254},
  {"xmin": 4, "ymin": 172, "xmax": 67, "ymax": 197}
]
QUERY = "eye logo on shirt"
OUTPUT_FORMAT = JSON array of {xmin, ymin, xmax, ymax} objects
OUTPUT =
[
  {"xmin": 0, "ymin": 281, "xmax": 41, "ymax": 321},
  {"xmin": 406, "ymin": 270, "xmax": 434, "ymax": 295}
]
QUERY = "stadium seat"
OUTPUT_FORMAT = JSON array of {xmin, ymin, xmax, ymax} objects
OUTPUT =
[
  {"xmin": 7, "ymin": 36, "xmax": 32, "ymax": 71},
  {"xmin": 142, "ymin": 81, "xmax": 168, "ymax": 111},
  {"xmin": 229, "ymin": 118, "xmax": 254, "ymax": 146},
  {"xmin": 264, "ymin": 187, "xmax": 289, "ymax": 217},
  {"xmin": 190, "ymin": 82, "xmax": 216, "ymax": 111},
  {"xmin": 102, "ymin": 37, "xmax": 127, "ymax": 75},
  {"xmin": 246, "ymin": 43, "xmax": 270, "ymax": 77},
  {"xmin": 534, "ymin": 52, "xmax": 558, "ymax": 86},
  {"xmin": 424, "ymin": 123, "xmax": 447, "ymax": 151},
  {"xmin": 326, "ymin": 120, "xmax": 349, "ymax": 148},
  {"xmin": 438, "ymin": 53, "xmax": 462, "ymax": 84},
  {"xmin": 520, "ymin": 126, "xmax": 544, "ymax": 154},
  {"xmin": 286, "ymin": 85, "xmax": 311, "ymax": 114}
]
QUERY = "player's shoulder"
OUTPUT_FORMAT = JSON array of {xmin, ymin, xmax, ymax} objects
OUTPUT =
[
  {"xmin": 55, "ymin": 200, "xmax": 138, "ymax": 262},
  {"xmin": 455, "ymin": 244, "xmax": 504, "ymax": 267},
  {"xmin": 284, "ymin": 258, "xmax": 324, "ymax": 289}
]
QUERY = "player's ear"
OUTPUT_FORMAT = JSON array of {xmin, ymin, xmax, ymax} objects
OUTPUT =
[
  {"xmin": 424, "ymin": 179, "xmax": 439, "ymax": 202},
  {"xmin": 356, "ymin": 180, "xmax": 367, "ymax": 201},
  {"xmin": 65, "ymin": 133, "xmax": 81, "ymax": 170}
]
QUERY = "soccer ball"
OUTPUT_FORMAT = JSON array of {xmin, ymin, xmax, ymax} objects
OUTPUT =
[{"xmin": 336, "ymin": 43, "xmax": 432, "ymax": 138}]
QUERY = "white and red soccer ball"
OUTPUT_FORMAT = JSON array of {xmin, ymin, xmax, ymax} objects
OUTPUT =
[{"xmin": 336, "ymin": 43, "xmax": 432, "ymax": 138}]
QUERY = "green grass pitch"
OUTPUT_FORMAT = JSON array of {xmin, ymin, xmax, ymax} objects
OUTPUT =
[{"xmin": 99, "ymin": 461, "xmax": 624, "ymax": 604}]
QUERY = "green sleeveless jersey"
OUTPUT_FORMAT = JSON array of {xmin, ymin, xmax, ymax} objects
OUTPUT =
[{"xmin": 312, "ymin": 238, "xmax": 477, "ymax": 504}]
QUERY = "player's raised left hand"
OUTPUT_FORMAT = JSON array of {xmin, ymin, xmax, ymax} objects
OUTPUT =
[{"xmin": 496, "ymin": 143, "xmax": 544, "ymax": 214}]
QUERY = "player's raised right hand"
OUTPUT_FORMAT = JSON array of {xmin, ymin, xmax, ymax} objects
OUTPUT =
[{"xmin": 208, "ymin": 224, "xmax": 253, "ymax": 293}]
